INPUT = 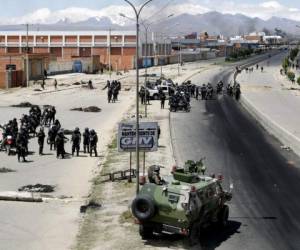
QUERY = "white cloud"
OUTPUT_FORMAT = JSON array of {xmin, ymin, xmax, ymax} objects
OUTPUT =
[{"xmin": 0, "ymin": 0, "xmax": 299, "ymax": 25}]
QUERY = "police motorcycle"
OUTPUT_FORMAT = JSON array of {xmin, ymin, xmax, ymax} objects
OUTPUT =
[
  {"xmin": 206, "ymin": 84, "xmax": 214, "ymax": 100},
  {"xmin": 169, "ymin": 92, "xmax": 191, "ymax": 112},
  {"xmin": 217, "ymin": 80, "xmax": 224, "ymax": 95}
]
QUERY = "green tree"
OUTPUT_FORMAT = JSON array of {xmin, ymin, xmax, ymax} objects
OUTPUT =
[{"xmin": 297, "ymin": 77, "xmax": 300, "ymax": 85}]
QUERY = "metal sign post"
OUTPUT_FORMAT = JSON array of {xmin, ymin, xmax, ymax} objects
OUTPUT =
[{"xmin": 129, "ymin": 152, "xmax": 132, "ymax": 183}]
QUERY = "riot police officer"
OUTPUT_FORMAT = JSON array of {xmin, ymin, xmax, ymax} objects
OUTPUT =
[
  {"xmin": 89, "ymin": 129, "xmax": 98, "ymax": 157},
  {"xmin": 71, "ymin": 127, "xmax": 81, "ymax": 156},
  {"xmin": 55, "ymin": 129, "xmax": 68, "ymax": 159},
  {"xmin": 37, "ymin": 127, "xmax": 46, "ymax": 155},
  {"xmin": 16, "ymin": 131, "xmax": 27, "ymax": 162},
  {"xmin": 83, "ymin": 128, "xmax": 90, "ymax": 153}
]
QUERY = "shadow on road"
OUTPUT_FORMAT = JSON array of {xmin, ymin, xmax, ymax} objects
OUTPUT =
[
  {"xmin": 197, "ymin": 220, "xmax": 242, "ymax": 250},
  {"xmin": 144, "ymin": 220, "xmax": 241, "ymax": 250}
]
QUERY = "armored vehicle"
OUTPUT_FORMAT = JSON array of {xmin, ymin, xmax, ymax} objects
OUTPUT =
[{"xmin": 131, "ymin": 160, "xmax": 232, "ymax": 242}]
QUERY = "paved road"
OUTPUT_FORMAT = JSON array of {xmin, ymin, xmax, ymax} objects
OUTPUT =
[{"xmin": 170, "ymin": 61, "xmax": 300, "ymax": 250}]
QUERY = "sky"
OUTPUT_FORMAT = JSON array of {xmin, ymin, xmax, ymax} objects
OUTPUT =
[{"xmin": 0, "ymin": 0, "xmax": 300, "ymax": 24}]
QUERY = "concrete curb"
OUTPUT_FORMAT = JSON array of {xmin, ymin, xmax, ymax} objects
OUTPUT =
[{"xmin": 239, "ymin": 94, "xmax": 300, "ymax": 157}]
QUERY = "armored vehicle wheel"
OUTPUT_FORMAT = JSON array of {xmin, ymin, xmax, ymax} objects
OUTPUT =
[
  {"xmin": 139, "ymin": 224, "xmax": 154, "ymax": 239},
  {"xmin": 132, "ymin": 195, "xmax": 155, "ymax": 222},
  {"xmin": 218, "ymin": 205, "xmax": 229, "ymax": 228}
]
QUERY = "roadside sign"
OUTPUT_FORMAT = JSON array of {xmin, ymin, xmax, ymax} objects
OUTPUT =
[{"xmin": 118, "ymin": 122, "xmax": 158, "ymax": 152}]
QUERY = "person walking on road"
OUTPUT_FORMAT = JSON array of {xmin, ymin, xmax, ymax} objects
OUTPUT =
[
  {"xmin": 71, "ymin": 127, "xmax": 81, "ymax": 157},
  {"xmin": 54, "ymin": 79, "xmax": 58, "ymax": 90},
  {"xmin": 37, "ymin": 127, "xmax": 45, "ymax": 155},
  {"xmin": 89, "ymin": 129, "xmax": 98, "ymax": 157}
]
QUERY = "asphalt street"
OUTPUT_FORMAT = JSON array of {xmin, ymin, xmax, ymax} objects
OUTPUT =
[{"xmin": 170, "ymin": 60, "xmax": 300, "ymax": 250}]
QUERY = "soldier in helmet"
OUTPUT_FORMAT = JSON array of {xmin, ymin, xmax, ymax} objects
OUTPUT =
[
  {"xmin": 89, "ymin": 129, "xmax": 98, "ymax": 157},
  {"xmin": 16, "ymin": 130, "xmax": 27, "ymax": 162},
  {"xmin": 71, "ymin": 127, "xmax": 81, "ymax": 157},
  {"xmin": 48, "ymin": 125, "xmax": 58, "ymax": 150},
  {"xmin": 55, "ymin": 129, "xmax": 68, "ymax": 159},
  {"xmin": 148, "ymin": 165, "xmax": 164, "ymax": 185},
  {"xmin": 37, "ymin": 127, "xmax": 46, "ymax": 155},
  {"xmin": 83, "ymin": 128, "xmax": 90, "ymax": 153}
]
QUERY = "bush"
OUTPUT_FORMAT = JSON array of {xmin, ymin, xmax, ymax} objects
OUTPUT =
[
  {"xmin": 287, "ymin": 71, "xmax": 295, "ymax": 82},
  {"xmin": 297, "ymin": 77, "xmax": 300, "ymax": 85},
  {"xmin": 282, "ymin": 57, "xmax": 290, "ymax": 72}
]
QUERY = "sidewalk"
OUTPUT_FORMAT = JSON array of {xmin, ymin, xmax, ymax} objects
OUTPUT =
[{"xmin": 236, "ymin": 52, "xmax": 300, "ymax": 157}]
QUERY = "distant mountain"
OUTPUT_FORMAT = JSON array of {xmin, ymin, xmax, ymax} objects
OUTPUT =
[
  {"xmin": 0, "ymin": 11, "xmax": 299, "ymax": 37},
  {"xmin": 152, "ymin": 12, "xmax": 300, "ymax": 37}
]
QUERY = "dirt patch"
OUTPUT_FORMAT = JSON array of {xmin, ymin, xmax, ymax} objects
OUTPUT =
[
  {"xmin": 34, "ymin": 89, "xmax": 43, "ymax": 92},
  {"xmin": 70, "ymin": 106, "xmax": 102, "ymax": 113},
  {"xmin": 11, "ymin": 102, "xmax": 35, "ymax": 108},
  {"xmin": 0, "ymin": 167, "xmax": 16, "ymax": 173},
  {"xmin": 18, "ymin": 184, "xmax": 56, "ymax": 193},
  {"xmin": 72, "ymin": 82, "xmax": 81, "ymax": 86}
]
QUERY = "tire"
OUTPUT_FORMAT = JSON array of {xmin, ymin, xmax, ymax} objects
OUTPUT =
[
  {"xmin": 132, "ymin": 195, "xmax": 155, "ymax": 222},
  {"xmin": 218, "ymin": 205, "xmax": 229, "ymax": 228},
  {"xmin": 139, "ymin": 224, "xmax": 154, "ymax": 239},
  {"xmin": 153, "ymin": 94, "xmax": 159, "ymax": 100}
]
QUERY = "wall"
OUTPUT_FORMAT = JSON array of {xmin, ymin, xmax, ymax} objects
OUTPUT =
[
  {"xmin": 48, "ymin": 56, "xmax": 100, "ymax": 74},
  {"xmin": 168, "ymin": 51, "xmax": 216, "ymax": 64}
]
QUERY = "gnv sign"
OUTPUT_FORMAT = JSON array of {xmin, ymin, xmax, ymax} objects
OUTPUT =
[{"xmin": 118, "ymin": 122, "xmax": 158, "ymax": 152}]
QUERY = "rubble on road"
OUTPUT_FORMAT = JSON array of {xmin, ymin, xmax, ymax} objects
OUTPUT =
[
  {"xmin": 70, "ymin": 106, "xmax": 102, "ymax": 113},
  {"xmin": 0, "ymin": 167, "xmax": 16, "ymax": 173},
  {"xmin": 18, "ymin": 184, "xmax": 56, "ymax": 193},
  {"xmin": 11, "ymin": 102, "xmax": 35, "ymax": 108},
  {"xmin": 80, "ymin": 200, "xmax": 101, "ymax": 213}
]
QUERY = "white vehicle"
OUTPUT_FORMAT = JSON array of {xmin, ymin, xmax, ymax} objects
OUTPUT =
[{"xmin": 147, "ymin": 85, "xmax": 174, "ymax": 100}]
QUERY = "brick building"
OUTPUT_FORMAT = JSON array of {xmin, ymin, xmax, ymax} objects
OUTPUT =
[{"xmin": 0, "ymin": 30, "xmax": 137, "ymax": 73}]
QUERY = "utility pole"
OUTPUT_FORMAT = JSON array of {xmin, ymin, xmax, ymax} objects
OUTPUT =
[
  {"xmin": 26, "ymin": 23, "xmax": 30, "ymax": 88},
  {"xmin": 124, "ymin": 0, "xmax": 153, "ymax": 195},
  {"xmin": 144, "ymin": 26, "xmax": 148, "ymax": 118},
  {"xmin": 108, "ymin": 28, "xmax": 112, "ymax": 78},
  {"xmin": 178, "ymin": 41, "xmax": 181, "ymax": 77}
]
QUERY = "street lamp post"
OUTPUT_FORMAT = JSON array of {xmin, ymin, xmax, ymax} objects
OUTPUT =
[{"xmin": 124, "ymin": 0, "xmax": 153, "ymax": 195}]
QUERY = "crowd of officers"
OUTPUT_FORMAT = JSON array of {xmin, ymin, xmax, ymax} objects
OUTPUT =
[
  {"xmin": 0, "ymin": 105, "xmax": 99, "ymax": 162},
  {"xmin": 103, "ymin": 80, "xmax": 122, "ymax": 103}
]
